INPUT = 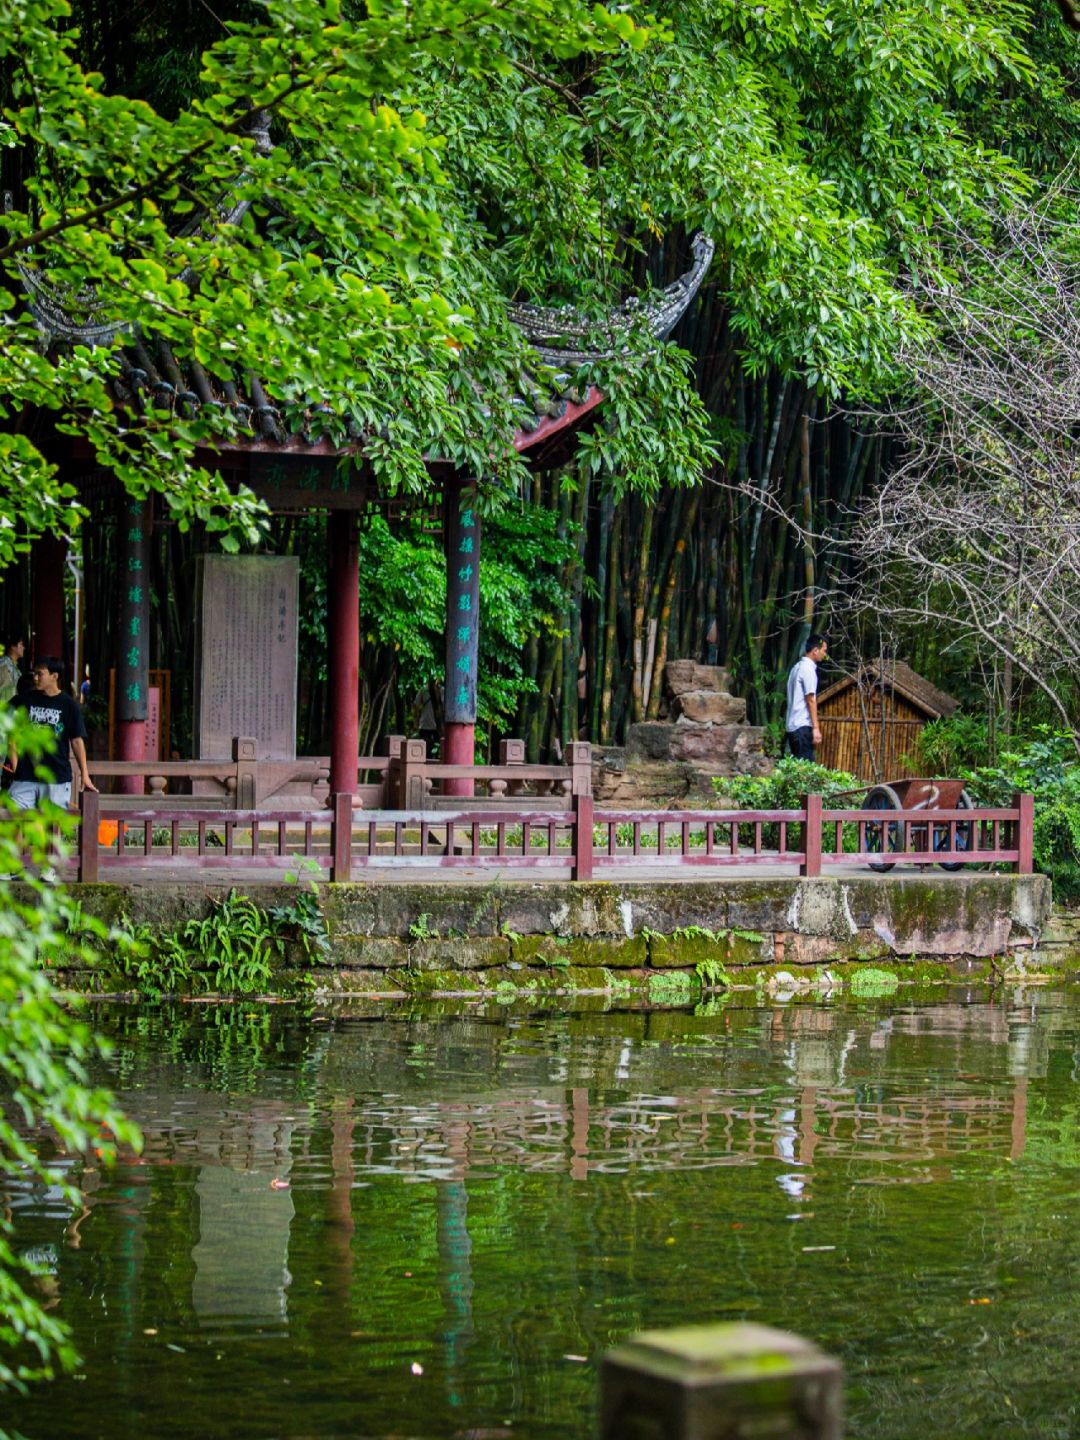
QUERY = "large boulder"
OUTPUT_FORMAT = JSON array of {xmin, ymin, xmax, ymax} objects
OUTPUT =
[
  {"xmin": 664, "ymin": 661, "xmax": 731, "ymax": 696},
  {"xmin": 669, "ymin": 722, "xmax": 769, "ymax": 772},
  {"xmin": 623, "ymin": 721, "xmax": 771, "ymax": 777},
  {"xmin": 671, "ymin": 690, "xmax": 747, "ymax": 724},
  {"xmin": 625, "ymin": 722, "xmax": 679, "ymax": 761}
]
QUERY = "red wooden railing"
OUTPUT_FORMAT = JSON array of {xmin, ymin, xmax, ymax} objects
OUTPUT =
[
  {"xmin": 84, "ymin": 737, "xmax": 590, "ymax": 810},
  {"xmin": 73, "ymin": 791, "xmax": 1035, "ymax": 883}
]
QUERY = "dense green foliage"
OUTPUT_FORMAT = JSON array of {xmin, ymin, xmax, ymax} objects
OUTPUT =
[
  {"xmin": 961, "ymin": 731, "xmax": 1080, "ymax": 902},
  {"xmin": 0, "ymin": 712, "xmax": 140, "ymax": 1405},
  {"xmin": 286, "ymin": 504, "xmax": 581, "ymax": 752},
  {"xmin": 0, "ymin": 0, "xmax": 658, "ymax": 557},
  {"xmin": 6, "ymin": 0, "xmax": 1080, "ymax": 748},
  {"xmin": 717, "ymin": 756, "xmax": 860, "ymax": 811}
]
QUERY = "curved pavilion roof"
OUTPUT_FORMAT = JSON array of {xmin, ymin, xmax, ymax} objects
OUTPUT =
[
  {"xmin": 24, "ymin": 234, "xmax": 713, "ymax": 474},
  {"xmin": 18, "ymin": 106, "xmax": 714, "ymax": 488}
]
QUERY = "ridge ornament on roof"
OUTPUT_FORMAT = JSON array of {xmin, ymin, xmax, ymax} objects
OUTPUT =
[{"xmin": 507, "ymin": 233, "xmax": 715, "ymax": 367}]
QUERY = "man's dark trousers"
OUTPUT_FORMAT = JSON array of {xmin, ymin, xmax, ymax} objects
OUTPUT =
[{"xmin": 786, "ymin": 727, "xmax": 815, "ymax": 761}]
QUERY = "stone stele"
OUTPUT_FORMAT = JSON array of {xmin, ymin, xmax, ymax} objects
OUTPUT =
[{"xmin": 195, "ymin": 555, "xmax": 299, "ymax": 760}]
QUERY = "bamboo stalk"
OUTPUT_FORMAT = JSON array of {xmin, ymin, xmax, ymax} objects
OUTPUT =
[
  {"xmin": 646, "ymin": 487, "xmax": 702, "ymax": 718},
  {"xmin": 630, "ymin": 504, "xmax": 655, "ymax": 723},
  {"xmin": 599, "ymin": 502, "xmax": 624, "ymax": 743}
]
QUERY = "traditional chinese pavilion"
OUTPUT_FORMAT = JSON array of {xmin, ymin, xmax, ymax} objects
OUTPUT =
[{"xmin": 17, "ymin": 222, "xmax": 713, "ymax": 799}]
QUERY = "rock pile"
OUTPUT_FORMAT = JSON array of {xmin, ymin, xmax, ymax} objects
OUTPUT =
[{"xmin": 593, "ymin": 660, "xmax": 771, "ymax": 805}]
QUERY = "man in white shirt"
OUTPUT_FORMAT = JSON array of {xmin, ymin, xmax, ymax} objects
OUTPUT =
[{"xmin": 785, "ymin": 634, "xmax": 828, "ymax": 761}]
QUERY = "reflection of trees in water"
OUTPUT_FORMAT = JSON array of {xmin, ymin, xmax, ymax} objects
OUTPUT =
[
  {"xmin": 12, "ymin": 994, "xmax": 1080, "ymax": 1440},
  {"xmin": 97, "ymin": 996, "xmax": 1069, "ymax": 1184}
]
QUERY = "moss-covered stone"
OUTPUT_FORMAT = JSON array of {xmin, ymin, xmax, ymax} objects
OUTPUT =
[
  {"xmin": 723, "ymin": 881, "xmax": 800, "ymax": 932},
  {"xmin": 507, "ymin": 934, "xmax": 576, "ymax": 966},
  {"xmin": 323, "ymin": 936, "xmax": 407, "ymax": 969},
  {"xmin": 506, "ymin": 932, "xmax": 646, "ymax": 969},
  {"xmin": 374, "ymin": 885, "xmax": 502, "ymax": 938},
  {"xmin": 498, "ymin": 884, "xmax": 629, "ymax": 938},
  {"xmin": 49, "ymin": 871, "xmax": 1054, "ymax": 999},
  {"xmin": 614, "ymin": 888, "xmax": 727, "ymax": 939},
  {"xmin": 648, "ymin": 930, "xmax": 771, "ymax": 968},
  {"xmin": 321, "ymin": 885, "xmax": 379, "ymax": 937},
  {"xmin": 406, "ymin": 936, "xmax": 511, "ymax": 971}
]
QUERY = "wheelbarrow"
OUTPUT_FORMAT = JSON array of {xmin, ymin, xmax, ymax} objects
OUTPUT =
[{"xmin": 860, "ymin": 777, "xmax": 975, "ymax": 873}]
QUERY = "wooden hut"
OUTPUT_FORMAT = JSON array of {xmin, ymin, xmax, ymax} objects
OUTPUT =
[{"xmin": 816, "ymin": 660, "xmax": 959, "ymax": 781}]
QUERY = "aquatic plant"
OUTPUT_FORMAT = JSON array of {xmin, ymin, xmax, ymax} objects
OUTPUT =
[{"xmin": 848, "ymin": 967, "xmax": 900, "ymax": 998}]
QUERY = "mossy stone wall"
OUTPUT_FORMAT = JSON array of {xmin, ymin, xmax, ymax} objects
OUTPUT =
[{"xmin": 48, "ymin": 873, "xmax": 1055, "ymax": 998}]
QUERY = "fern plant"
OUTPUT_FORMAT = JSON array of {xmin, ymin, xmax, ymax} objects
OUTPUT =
[
  {"xmin": 183, "ymin": 890, "xmax": 281, "ymax": 994},
  {"xmin": 695, "ymin": 956, "xmax": 730, "ymax": 989}
]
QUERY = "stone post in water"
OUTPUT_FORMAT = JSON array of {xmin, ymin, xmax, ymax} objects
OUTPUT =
[{"xmin": 600, "ymin": 1321, "xmax": 843, "ymax": 1440}]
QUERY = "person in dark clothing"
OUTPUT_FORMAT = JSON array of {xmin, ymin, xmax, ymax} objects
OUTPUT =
[{"xmin": 6, "ymin": 656, "xmax": 97, "ymax": 809}]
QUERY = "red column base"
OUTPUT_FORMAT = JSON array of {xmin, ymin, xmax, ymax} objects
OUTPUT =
[
  {"xmin": 117, "ymin": 718, "xmax": 146, "ymax": 795},
  {"xmin": 442, "ymin": 722, "xmax": 475, "ymax": 797}
]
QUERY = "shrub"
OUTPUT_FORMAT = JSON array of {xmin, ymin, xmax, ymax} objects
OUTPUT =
[
  {"xmin": 908, "ymin": 714, "xmax": 991, "ymax": 774},
  {"xmin": 716, "ymin": 757, "xmax": 860, "ymax": 810},
  {"xmin": 0, "ymin": 710, "xmax": 140, "ymax": 1396},
  {"xmin": 960, "ymin": 729, "xmax": 1080, "ymax": 902},
  {"xmin": 714, "ymin": 757, "xmax": 861, "ymax": 853}
]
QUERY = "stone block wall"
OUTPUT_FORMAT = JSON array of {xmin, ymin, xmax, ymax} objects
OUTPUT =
[{"xmin": 57, "ymin": 873, "xmax": 1054, "ymax": 999}]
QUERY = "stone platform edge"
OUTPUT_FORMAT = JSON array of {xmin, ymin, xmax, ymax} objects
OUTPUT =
[{"xmin": 55, "ymin": 873, "xmax": 1056, "ymax": 995}]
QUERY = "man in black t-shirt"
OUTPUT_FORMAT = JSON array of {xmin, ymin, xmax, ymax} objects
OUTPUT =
[{"xmin": 6, "ymin": 656, "xmax": 97, "ymax": 810}]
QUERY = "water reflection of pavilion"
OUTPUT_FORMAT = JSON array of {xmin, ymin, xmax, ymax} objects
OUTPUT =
[{"xmin": 115, "ymin": 998, "xmax": 1046, "ymax": 1199}]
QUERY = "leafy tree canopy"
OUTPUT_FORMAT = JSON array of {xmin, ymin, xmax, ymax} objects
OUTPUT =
[
  {"xmin": 1, "ymin": 0, "xmax": 1055, "ymax": 560},
  {"xmin": 0, "ymin": 0, "xmax": 656, "ymax": 558}
]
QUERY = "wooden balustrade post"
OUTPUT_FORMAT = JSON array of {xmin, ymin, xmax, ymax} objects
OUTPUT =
[
  {"xmin": 1016, "ymin": 792, "xmax": 1035, "ymax": 875},
  {"xmin": 400, "ymin": 739, "xmax": 428, "ymax": 810},
  {"xmin": 567, "ymin": 740, "xmax": 593, "ymax": 796},
  {"xmin": 79, "ymin": 787, "xmax": 99, "ymax": 883},
  {"xmin": 572, "ymin": 792, "xmax": 594, "ymax": 881},
  {"xmin": 801, "ymin": 793, "xmax": 822, "ymax": 878},
  {"xmin": 233, "ymin": 737, "xmax": 259, "ymax": 810},
  {"xmin": 601, "ymin": 1322, "xmax": 843, "ymax": 1440},
  {"xmin": 499, "ymin": 738, "xmax": 526, "ymax": 797},
  {"xmin": 331, "ymin": 791, "xmax": 353, "ymax": 882}
]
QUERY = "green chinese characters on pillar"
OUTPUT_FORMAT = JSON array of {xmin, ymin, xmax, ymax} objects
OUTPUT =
[
  {"xmin": 117, "ymin": 497, "xmax": 150, "ymax": 723},
  {"xmin": 444, "ymin": 488, "xmax": 481, "ymax": 724}
]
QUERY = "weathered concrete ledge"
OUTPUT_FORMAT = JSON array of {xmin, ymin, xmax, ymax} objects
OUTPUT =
[{"xmin": 52, "ymin": 872, "xmax": 1055, "ymax": 996}]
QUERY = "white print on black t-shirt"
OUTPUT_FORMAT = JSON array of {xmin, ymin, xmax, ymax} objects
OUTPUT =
[{"xmin": 27, "ymin": 704, "xmax": 65, "ymax": 734}]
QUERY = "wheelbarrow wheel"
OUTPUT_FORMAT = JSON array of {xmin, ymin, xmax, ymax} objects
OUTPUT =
[
  {"xmin": 864, "ymin": 784, "xmax": 903, "ymax": 873},
  {"xmin": 935, "ymin": 788, "xmax": 975, "ymax": 871}
]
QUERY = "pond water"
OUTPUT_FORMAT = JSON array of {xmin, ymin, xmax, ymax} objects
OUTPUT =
[{"xmin": 4, "ymin": 988, "xmax": 1080, "ymax": 1439}]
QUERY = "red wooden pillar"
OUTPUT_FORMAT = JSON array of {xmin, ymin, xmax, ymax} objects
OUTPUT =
[
  {"xmin": 328, "ymin": 509, "xmax": 359, "ymax": 801},
  {"xmin": 31, "ymin": 533, "xmax": 66, "ymax": 665},
  {"xmin": 442, "ymin": 477, "xmax": 480, "ymax": 797}
]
